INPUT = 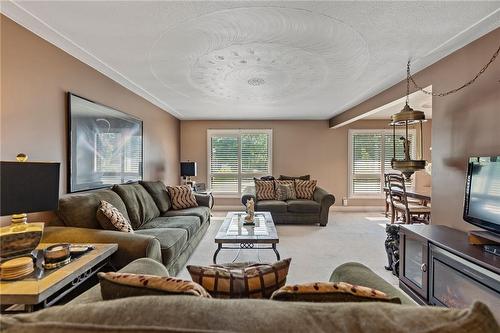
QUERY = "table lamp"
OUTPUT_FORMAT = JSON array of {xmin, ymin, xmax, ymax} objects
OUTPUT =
[
  {"xmin": 180, "ymin": 161, "xmax": 197, "ymax": 187},
  {"xmin": 0, "ymin": 159, "xmax": 60, "ymax": 260}
]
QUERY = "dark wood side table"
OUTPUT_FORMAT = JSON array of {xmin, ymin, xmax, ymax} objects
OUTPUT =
[{"xmin": 0, "ymin": 243, "xmax": 117, "ymax": 312}]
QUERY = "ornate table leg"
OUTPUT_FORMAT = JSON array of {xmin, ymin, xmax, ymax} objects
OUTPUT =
[
  {"xmin": 272, "ymin": 244, "xmax": 280, "ymax": 261},
  {"xmin": 213, "ymin": 243, "xmax": 222, "ymax": 264}
]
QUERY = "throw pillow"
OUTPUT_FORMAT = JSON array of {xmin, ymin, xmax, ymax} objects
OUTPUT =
[
  {"xmin": 187, "ymin": 258, "xmax": 291, "ymax": 299},
  {"xmin": 294, "ymin": 179, "xmax": 317, "ymax": 200},
  {"xmin": 98, "ymin": 272, "xmax": 211, "ymax": 300},
  {"xmin": 166, "ymin": 185, "xmax": 198, "ymax": 210},
  {"xmin": 279, "ymin": 174, "xmax": 310, "ymax": 181},
  {"xmin": 274, "ymin": 180, "xmax": 297, "ymax": 201},
  {"xmin": 270, "ymin": 281, "xmax": 401, "ymax": 304},
  {"xmin": 96, "ymin": 200, "xmax": 134, "ymax": 233},
  {"xmin": 259, "ymin": 175, "xmax": 275, "ymax": 181},
  {"xmin": 254, "ymin": 179, "xmax": 275, "ymax": 201}
]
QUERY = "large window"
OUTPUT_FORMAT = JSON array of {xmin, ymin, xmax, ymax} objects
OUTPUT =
[
  {"xmin": 349, "ymin": 129, "xmax": 416, "ymax": 197},
  {"xmin": 208, "ymin": 129, "xmax": 272, "ymax": 196}
]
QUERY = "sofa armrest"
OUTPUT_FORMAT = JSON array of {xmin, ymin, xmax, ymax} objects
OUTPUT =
[
  {"xmin": 313, "ymin": 187, "xmax": 335, "ymax": 226},
  {"xmin": 241, "ymin": 186, "xmax": 257, "ymax": 206},
  {"xmin": 42, "ymin": 227, "xmax": 162, "ymax": 269},
  {"xmin": 194, "ymin": 193, "xmax": 211, "ymax": 208}
]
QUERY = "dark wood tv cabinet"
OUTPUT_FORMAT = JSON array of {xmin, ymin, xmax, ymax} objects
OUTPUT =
[{"xmin": 399, "ymin": 225, "xmax": 499, "ymax": 318}]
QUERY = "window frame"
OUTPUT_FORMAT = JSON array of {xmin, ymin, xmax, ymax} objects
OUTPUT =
[
  {"xmin": 207, "ymin": 129, "xmax": 273, "ymax": 197},
  {"xmin": 348, "ymin": 129, "xmax": 417, "ymax": 199}
]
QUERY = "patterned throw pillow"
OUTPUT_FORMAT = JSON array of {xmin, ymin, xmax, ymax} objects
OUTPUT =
[
  {"xmin": 98, "ymin": 272, "xmax": 211, "ymax": 300},
  {"xmin": 275, "ymin": 180, "xmax": 297, "ymax": 201},
  {"xmin": 254, "ymin": 180, "xmax": 275, "ymax": 201},
  {"xmin": 187, "ymin": 258, "xmax": 291, "ymax": 299},
  {"xmin": 294, "ymin": 179, "xmax": 317, "ymax": 200},
  {"xmin": 270, "ymin": 281, "xmax": 401, "ymax": 304},
  {"xmin": 166, "ymin": 185, "xmax": 198, "ymax": 210},
  {"xmin": 96, "ymin": 200, "xmax": 134, "ymax": 233}
]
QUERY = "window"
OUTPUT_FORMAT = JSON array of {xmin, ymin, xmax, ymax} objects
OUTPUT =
[
  {"xmin": 208, "ymin": 129, "xmax": 272, "ymax": 196},
  {"xmin": 349, "ymin": 129, "xmax": 416, "ymax": 197}
]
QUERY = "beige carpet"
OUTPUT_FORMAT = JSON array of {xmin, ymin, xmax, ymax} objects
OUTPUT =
[{"xmin": 178, "ymin": 211, "xmax": 399, "ymax": 286}]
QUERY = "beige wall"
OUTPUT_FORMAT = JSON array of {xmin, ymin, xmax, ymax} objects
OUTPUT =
[
  {"xmin": 181, "ymin": 119, "xmax": 431, "ymax": 207},
  {"xmin": 330, "ymin": 27, "xmax": 500, "ymax": 232},
  {"xmin": 0, "ymin": 15, "xmax": 180, "ymax": 225}
]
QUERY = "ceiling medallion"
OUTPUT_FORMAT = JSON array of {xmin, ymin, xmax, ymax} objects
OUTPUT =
[{"xmin": 248, "ymin": 78, "xmax": 265, "ymax": 86}]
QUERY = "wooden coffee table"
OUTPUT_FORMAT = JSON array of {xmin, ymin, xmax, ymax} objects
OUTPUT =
[
  {"xmin": 0, "ymin": 243, "xmax": 117, "ymax": 312},
  {"xmin": 213, "ymin": 211, "xmax": 280, "ymax": 264}
]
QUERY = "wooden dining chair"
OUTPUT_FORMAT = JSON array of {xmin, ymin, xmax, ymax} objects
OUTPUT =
[
  {"xmin": 384, "ymin": 172, "xmax": 400, "ymax": 219},
  {"xmin": 387, "ymin": 174, "xmax": 431, "ymax": 224}
]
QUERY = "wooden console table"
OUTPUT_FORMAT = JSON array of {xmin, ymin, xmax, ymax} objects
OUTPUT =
[{"xmin": 399, "ymin": 225, "xmax": 499, "ymax": 321}]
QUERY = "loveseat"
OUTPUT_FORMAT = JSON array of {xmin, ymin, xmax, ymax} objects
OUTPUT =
[
  {"xmin": 242, "ymin": 185, "xmax": 335, "ymax": 226},
  {"xmin": 43, "ymin": 181, "xmax": 210, "ymax": 275},
  {"xmin": 1, "ymin": 259, "xmax": 497, "ymax": 333}
]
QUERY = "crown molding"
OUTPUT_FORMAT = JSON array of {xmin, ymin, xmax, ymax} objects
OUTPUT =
[{"xmin": 1, "ymin": 1, "xmax": 183, "ymax": 119}]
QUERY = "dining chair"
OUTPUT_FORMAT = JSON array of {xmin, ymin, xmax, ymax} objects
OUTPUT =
[{"xmin": 387, "ymin": 174, "xmax": 431, "ymax": 224}]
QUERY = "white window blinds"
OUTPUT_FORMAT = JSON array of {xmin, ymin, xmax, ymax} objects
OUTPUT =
[
  {"xmin": 208, "ymin": 130, "xmax": 272, "ymax": 195},
  {"xmin": 350, "ymin": 130, "xmax": 415, "ymax": 197}
]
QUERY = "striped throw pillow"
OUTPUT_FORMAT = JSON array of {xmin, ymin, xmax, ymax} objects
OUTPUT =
[
  {"xmin": 166, "ymin": 185, "xmax": 198, "ymax": 210},
  {"xmin": 274, "ymin": 180, "xmax": 296, "ymax": 201},
  {"xmin": 294, "ymin": 180, "xmax": 317, "ymax": 200},
  {"xmin": 96, "ymin": 200, "xmax": 134, "ymax": 233},
  {"xmin": 187, "ymin": 258, "xmax": 291, "ymax": 299},
  {"xmin": 254, "ymin": 180, "xmax": 275, "ymax": 200}
]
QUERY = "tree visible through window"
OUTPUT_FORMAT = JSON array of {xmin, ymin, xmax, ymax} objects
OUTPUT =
[{"xmin": 208, "ymin": 129, "xmax": 272, "ymax": 195}]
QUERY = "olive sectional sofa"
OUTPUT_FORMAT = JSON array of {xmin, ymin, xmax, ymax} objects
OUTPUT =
[{"xmin": 43, "ymin": 181, "xmax": 210, "ymax": 275}]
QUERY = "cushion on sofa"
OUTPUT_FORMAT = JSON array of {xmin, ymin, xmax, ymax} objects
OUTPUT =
[
  {"xmin": 270, "ymin": 281, "xmax": 401, "ymax": 304},
  {"xmin": 255, "ymin": 179, "xmax": 276, "ymax": 200},
  {"xmin": 255, "ymin": 200, "xmax": 288, "ymax": 214},
  {"xmin": 188, "ymin": 259, "xmax": 291, "ymax": 299},
  {"xmin": 163, "ymin": 206, "xmax": 210, "ymax": 224},
  {"xmin": 279, "ymin": 174, "xmax": 310, "ymax": 181},
  {"xmin": 98, "ymin": 272, "xmax": 211, "ymax": 300},
  {"xmin": 112, "ymin": 183, "xmax": 160, "ymax": 229},
  {"xmin": 274, "ymin": 180, "xmax": 296, "ymax": 200},
  {"xmin": 166, "ymin": 185, "xmax": 198, "ymax": 210},
  {"xmin": 294, "ymin": 179, "xmax": 317, "ymax": 200},
  {"xmin": 286, "ymin": 199, "xmax": 321, "ymax": 214},
  {"xmin": 140, "ymin": 216, "xmax": 201, "ymax": 239},
  {"xmin": 135, "ymin": 228, "xmax": 188, "ymax": 265},
  {"xmin": 57, "ymin": 189, "xmax": 130, "ymax": 229},
  {"xmin": 139, "ymin": 181, "xmax": 171, "ymax": 213},
  {"xmin": 96, "ymin": 200, "xmax": 134, "ymax": 233}
]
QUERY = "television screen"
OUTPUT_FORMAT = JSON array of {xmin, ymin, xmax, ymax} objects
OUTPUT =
[
  {"xmin": 68, "ymin": 93, "xmax": 143, "ymax": 193},
  {"xmin": 464, "ymin": 156, "xmax": 500, "ymax": 233}
]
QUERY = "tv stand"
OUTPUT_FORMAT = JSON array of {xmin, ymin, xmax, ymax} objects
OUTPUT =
[
  {"xmin": 468, "ymin": 230, "xmax": 500, "ymax": 257},
  {"xmin": 399, "ymin": 225, "xmax": 499, "ymax": 319}
]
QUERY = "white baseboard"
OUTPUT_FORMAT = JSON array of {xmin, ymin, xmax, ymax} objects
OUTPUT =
[{"xmin": 213, "ymin": 205, "xmax": 385, "ymax": 212}]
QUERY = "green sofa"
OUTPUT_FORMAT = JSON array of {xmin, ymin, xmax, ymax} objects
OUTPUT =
[
  {"xmin": 43, "ymin": 181, "xmax": 210, "ymax": 275},
  {"xmin": 242, "ymin": 185, "xmax": 335, "ymax": 226},
  {"xmin": 1, "ymin": 259, "xmax": 497, "ymax": 333}
]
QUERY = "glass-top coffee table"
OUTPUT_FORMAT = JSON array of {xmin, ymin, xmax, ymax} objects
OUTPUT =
[{"xmin": 213, "ymin": 211, "xmax": 280, "ymax": 264}]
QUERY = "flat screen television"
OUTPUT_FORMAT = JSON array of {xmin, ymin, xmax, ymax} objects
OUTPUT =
[{"xmin": 463, "ymin": 156, "xmax": 500, "ymax": 234}]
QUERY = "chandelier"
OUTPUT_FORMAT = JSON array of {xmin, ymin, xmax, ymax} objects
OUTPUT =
[{"xmin": 391, "ymin": 44, "xmax": 500, "ymax": 180}]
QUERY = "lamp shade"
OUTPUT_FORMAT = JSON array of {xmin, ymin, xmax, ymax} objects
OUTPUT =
[
  {"xmin": 180, "ymin": 161, "xmax": 197, "ymax": 177},
  {"xmin": 0, "ymin": 161, "xmax": 60, "ymax": 216}
]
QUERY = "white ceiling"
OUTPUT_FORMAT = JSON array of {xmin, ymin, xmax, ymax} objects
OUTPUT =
[
  {"xmin": 364, "ymin": 88, "xmax": 432, "ymax": 120},
  {"xmin": 2, "ymin": 1, "xmax": 499, "ymax": 120}
]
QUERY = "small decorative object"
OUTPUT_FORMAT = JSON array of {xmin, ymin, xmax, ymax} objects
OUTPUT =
[
  {"xmin": 244, "ymin": 198, "xmax": 255, "ymax": 225},
  {"xmin": 0, "ymin": 256, "xmax": 34, "ymax": 280},
  {"xmin": 384, "ymin": 224, "xmax": 400, "ymax": 276},
  {"xmin": 43, "ymin": 243, "xmax": 71, "ymax": 270},
  {"xmin": 425, "ymin": 162, "xmax": 432, "ymax": 175},
  {"xmin": 0, "ymin": 159, "xmax": 60, "ymax": 260}
]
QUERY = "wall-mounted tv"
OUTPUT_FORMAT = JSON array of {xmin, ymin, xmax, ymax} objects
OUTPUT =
[
  {"xmin": 463, "ymin": 156, "xmax": 500, "ymax": 234},
  {"xmin": 68, "ymin": 93, "xmax": 143, "ymax": 193}
]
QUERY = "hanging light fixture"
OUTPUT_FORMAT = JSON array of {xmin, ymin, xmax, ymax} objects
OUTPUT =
[
  {"xmin": 390, "ymin": 61, "xmax": 426, "ymax": 180},
  {"xmin": 391, "ymin": 43, "xmax": 500, "ymax": 180}
]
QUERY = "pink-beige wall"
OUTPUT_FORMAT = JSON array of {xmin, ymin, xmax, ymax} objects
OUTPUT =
[
  {"xmin": 0, "ymin": 15, "xmax": 180, "ymax": 226},
  {"xmin": 330, "ymin": 27, "xmax": 500, "ymax": 232},
  {"xmin": 180, "ymin": 119, "xmax": 431, "ymax": 207}
]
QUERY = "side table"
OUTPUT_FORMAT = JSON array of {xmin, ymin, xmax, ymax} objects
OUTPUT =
[{"xmin": 0, "ymin": 243, "xmax": 117, "ymax": 312}]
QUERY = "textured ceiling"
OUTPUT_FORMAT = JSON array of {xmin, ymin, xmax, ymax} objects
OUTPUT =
[{"xmin": 3, "ymin": 1, "xmax": 499, "ymax": 120}]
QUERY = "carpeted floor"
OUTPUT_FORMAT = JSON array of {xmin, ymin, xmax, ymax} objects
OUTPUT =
[{"xmin": 178, "ymin": 211, "xmax": 399, "ymax": 286}]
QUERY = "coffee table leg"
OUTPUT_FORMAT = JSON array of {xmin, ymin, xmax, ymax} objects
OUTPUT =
[
  {"xmin": 213, "ymin": 244, "xmax": 222, "ymax": 264},
  {"xmin": 272, "ymin": 244, "xmax": 280, "ymax": 261}
]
